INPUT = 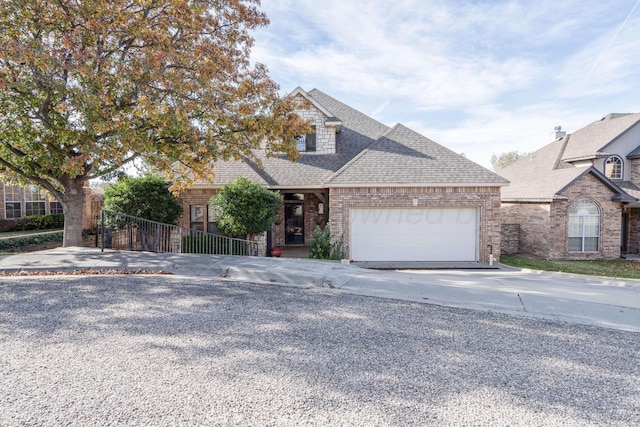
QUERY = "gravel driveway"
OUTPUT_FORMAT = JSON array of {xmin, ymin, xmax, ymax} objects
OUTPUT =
[{"xmin": 1, "ymin": 275, "xmax": 639, "ymax": 426}]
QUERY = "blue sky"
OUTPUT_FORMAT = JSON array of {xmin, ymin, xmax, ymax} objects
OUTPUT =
[{"xmin": 250, "ymin": 0, "xmax": 640, "ymax": 169}]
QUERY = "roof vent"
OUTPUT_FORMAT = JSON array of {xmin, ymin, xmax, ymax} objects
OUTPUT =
[{"xmin": 551, "ymin": 125, "xmax": 566, "ymax": 142}]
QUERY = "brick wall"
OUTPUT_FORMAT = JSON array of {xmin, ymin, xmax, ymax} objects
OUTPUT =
[
  {"xmin": 555, "ymin": 173, "xmax": 621, "ymax": 259},
  {"xmin": 501, "ymin": 223, "xmax": 520, "ymax": 254},
  {"xmin": 501, "ymin": 202, "xmax": 551, "ymax": 258},
  {"xmin": 177, "ymin": 188, "xmax": 218, "ymax": 229},
  {"xmin": 501, "ymin": 172, "xmax": 622, "ymax": 260},
  {"xmin": 627, "ymin": 209, "xmax": 640, "ymax": 254},
  {"xmin": 630, "ymin": 158, "xmax": 640, "ymax": 185},
  {"xmin": 329, "ymin": 186, "xmax": 502, "ymax": 262},
  {"xmin": 84, "ymin": 188, "xmax": 103, "ymax": 229}
]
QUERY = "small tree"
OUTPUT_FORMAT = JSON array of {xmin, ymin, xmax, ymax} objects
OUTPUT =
[
  {"xmin": 210, "ymin": 177, "xmax": 281, "ymax": 237},
  {"xmin": 490, "ymin": 151, "xmax": 528, "ymax": 171},
  {"xmin": 103, "ymin": 176, "xmax": 182, "ymax": 224}
]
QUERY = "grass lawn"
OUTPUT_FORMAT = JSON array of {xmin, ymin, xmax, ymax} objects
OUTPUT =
[
  {"xmin": 500, "ymin": 254, "xmax": 640, "ymax": 280},
  {"xmin": 0, "ymin": 229, "xmax": 63, "ymax": 238}
]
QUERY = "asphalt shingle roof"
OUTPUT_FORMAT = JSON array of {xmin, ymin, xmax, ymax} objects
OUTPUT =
[
  {"xmin": 561, "ymin": 113, "xmax": 640, "ymax": 161},
  {"xmin": 195, "ymin": 88, "xmax": 506, "ymax": 188},
  {"xmin": 328, "ymin": 124, "xmax": 508, "ymax": 186},
  {"xmin": 500, "ymin": 112, "xmax": 640, "ymax": 201}
]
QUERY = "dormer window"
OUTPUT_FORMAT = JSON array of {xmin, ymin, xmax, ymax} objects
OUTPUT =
[
  {"xmin": 295, "ymin": 125, "xmax": 316, "ymax": 153},
  {"xmin": 604, "ymin": 155, "xmax": 623, "ymax": 179}
]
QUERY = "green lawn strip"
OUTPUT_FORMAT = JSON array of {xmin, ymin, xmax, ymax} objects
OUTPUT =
[
  {"xmin": 500, "ymin": 254, "xmax": 640, "ymax": 280},
  {"xmin": 0, "ymin": 229, "xmax": 63, "ymax": 238}
]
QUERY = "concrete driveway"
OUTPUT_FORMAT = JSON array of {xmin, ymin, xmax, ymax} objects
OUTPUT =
[{"xmin": 336, "ymin": 267, "xmax": 640, "ymax": 332}]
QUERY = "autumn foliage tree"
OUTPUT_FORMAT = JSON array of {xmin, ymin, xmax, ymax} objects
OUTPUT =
[{"xmin": 0, "ymin": 0, "xmax": 309, "ymax": 246}]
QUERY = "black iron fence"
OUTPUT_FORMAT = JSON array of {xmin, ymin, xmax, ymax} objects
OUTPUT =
[{"xmin": 99, "ymin": 210, "xmax": 259, "ymax": 256}]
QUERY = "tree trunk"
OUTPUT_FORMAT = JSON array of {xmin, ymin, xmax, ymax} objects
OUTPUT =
[{"xmin": 62, "ymin": 179, "xmax": 86, "ymax": 247}]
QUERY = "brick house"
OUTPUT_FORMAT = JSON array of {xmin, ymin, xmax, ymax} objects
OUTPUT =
[
  {"xmin": 178, "ymin": 88, "xmax": 508, "ymax": 262},
  {"xmin": 0, "ymin": 183, "xmax": 100, "ymax": 230},
  {"xmin": 500, "ymin": 113, "xmax": 640, "ymax": 259},
  {"xmin": 1, "ymin": 183, "xmax": 64, "ymax": 219}
]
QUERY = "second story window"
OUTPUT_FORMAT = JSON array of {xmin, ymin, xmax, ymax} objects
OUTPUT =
[
  {"xmin": 296, "ymin": 126, "xmax": 316, "ymax": 153},
  {"xmin": 604, "ymin": 155, "xmax": 623, "ymax": 179}
]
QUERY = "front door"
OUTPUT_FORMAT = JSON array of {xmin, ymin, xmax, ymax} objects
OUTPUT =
[{"xmin": 285, "ymin": 203, "xmax": 304, "ymax": 244}]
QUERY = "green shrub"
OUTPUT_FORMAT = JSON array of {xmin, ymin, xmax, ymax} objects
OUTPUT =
[
  {"xmin": 104, "ymin": 176, "xmax": 182, "ymax": 224},
  {"xmin": 309, "ymin": 225, "xmax": 331, "ymax": 259},
  {"xmin": 14, "ymin": 214, "xmax": 65, "ymax": 231},
  {"xmin": 0, "ymin": 232, "xmax": 63, "ymax": 250},
  {"xmin": 210, "ymin": 177, "xmax": 281, "ymax": 237},
  {"xmin": 309, "ymin": 225, "xmax": 347, "ymax": 260}
]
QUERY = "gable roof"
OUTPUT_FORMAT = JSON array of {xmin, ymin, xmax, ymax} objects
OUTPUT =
[
  {"xmin": 561, "ymin": 113, "xmax": 640, "ymax": 161},
  {"xmin": 500, "ymin": 112, "xmax": 640, "ymax": 202},
  {"xmin": 194, "ymin": 88, "xmax": 505, "ymax": 189},
  {"xmin": 195, "ymin": 88, "xmax": 389, "ymax": 188},
  {"xmin": 327, "ymin": 124, "xmax": 508, "ymax": 187}
]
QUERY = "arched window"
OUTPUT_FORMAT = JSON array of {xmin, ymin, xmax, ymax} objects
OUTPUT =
[
  {"xmin": 568, "ymin": 199, "xmax": 600, "ymax": 252},
  {"xmin": 605, "ymin": 155, "xmax": 623, "ymax": 179}
]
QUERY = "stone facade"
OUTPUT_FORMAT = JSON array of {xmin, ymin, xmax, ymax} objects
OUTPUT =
[
  {"xmin": 294, "ymin": 94, "xmax": 337, "ymax": 154},
  {"xmin": 329, "ymin": 186, "xmax": 502, "ymax": 262},
  {"xmin": 502, "ymin": 173, "xmax": 623, "ymax": 260}
]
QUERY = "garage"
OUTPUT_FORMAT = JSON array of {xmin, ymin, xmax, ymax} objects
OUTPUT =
[{"xmin": 350, "ymin": 207, "xmax": 478, "ymax": 262}]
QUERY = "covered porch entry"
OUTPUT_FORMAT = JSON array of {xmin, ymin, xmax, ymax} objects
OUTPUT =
[{"xmin": 268, "ymin": 189, "xmax": 329, "ymax": 257}]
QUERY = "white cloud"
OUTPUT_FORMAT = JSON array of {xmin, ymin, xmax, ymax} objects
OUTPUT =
[{"xmin": 252, "ymin": 0, "xmax": 640, "ymax": 168}]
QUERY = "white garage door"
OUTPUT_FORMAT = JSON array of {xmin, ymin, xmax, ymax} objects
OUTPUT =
[{"xmin": 350, "ymin": 208, "xmax": 478, "ymax": 262}]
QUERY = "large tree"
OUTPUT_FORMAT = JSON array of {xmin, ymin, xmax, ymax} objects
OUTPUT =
[{"xmin": 0, "ymin": 0, "xmax": 308, "ymax": 246}]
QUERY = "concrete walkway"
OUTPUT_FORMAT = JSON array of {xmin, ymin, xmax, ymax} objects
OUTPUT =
[{"xmin": 1, "ymin": 247, "xmax": 639, "ymax": 333}]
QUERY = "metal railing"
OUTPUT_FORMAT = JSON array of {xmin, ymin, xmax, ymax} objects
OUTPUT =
[{"xmin": 99, "ymin": 210, "xmax": 259, "ymax": 256}]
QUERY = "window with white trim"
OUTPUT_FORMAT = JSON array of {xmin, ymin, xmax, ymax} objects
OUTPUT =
[
  {"xmin": 604, "ymin": 155, "xmax": 623, "ymax": 179},
  {"xmin": 25, "ymin": 185, "xmax": 46, "ymax": 216},
  {"xmin": 568, "ymin": 199, "xmax": 600, "ymax": 252},
  {"xmin": 4, "ymin": 185, "xmax": 22, "ymax": 219},
  {"xmin": 50, "ymin": 200, "xmax": 64, "ymax": 214}
]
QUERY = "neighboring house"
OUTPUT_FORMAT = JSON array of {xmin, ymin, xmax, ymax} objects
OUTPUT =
[
  {"xmin": 500, "ymin": 113, "xmax": 640, "ymax": 260},
  {"xmin": 0, "ymin": 183, "xmax": 64, "ymax": 219},
  {"xmin": 179, "ymin": 88, "xmax": 508, "ymax": 263},
  {"xmin": 0, "ymin": 182, "xmax": 100, "ymax": 230}
]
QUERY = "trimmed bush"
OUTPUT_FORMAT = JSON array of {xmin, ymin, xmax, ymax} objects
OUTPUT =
[
  {"xmin": 15, "ymin": 214, "xmax": 65, "ymax": 231},
  {"xmin": 0, "ymin": 214, "xmax": 65, "ymax": 232}
]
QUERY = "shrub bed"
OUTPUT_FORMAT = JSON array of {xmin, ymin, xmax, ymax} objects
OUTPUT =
[
  {"xmin": 1, "ymin": 214, "xmax": 65, "ymax": 233},
  {"xmin": 0, "ymin": 232, "xmax": 63, "ymax": 251}
]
